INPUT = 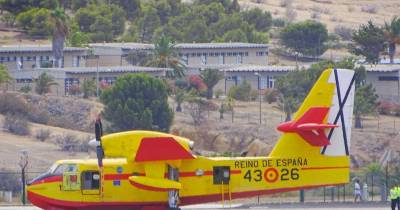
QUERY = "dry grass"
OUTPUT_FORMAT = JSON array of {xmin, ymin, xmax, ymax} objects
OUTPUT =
[{"xmin": 240, "ymin": 0, "xmax": 400, "ymax": 32}]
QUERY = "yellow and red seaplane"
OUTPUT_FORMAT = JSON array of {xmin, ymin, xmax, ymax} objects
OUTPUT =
[{"xmin": 27, "ymin": 68, "xmax": 355, "ymax": 210}]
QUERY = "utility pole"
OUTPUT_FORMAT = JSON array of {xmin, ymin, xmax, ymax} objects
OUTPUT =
[
  {"xmin": 254, "ymin": 72, "xmax": 261, "ymax": 124},
  {"xmin": 19, "ymin": 150, "xmax": 28, "ymax": 205}
]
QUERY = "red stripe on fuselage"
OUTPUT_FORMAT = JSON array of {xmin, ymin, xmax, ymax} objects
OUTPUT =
[
  {"xmin": 30, "ymin": 175, "xmax": 62, "ymax": 186},
  {"xmin": 28, "ymin": 182, "xmax": 346, "ymax": 210},
  {"xmin": 28, "ymin": 191, "xmax": 167, "ymax": 210},
  {"xmin": 301, "ymin": 166, "xmax": 349, "ymax": 170}
]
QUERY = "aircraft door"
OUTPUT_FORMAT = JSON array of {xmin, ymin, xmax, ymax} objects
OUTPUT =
[
  {"xmin": 61, "ymin": 164, "xmax": 80, "ymax": 191},
  {"xmin": 167, "ymin": 165, "xmax": 179, "ymax": 209},
  {"xmin": 81, "ymin": 171, "xmax": 100, "ymax": 195},
  {"xmin": 213, "ymin": 166, "xmax": 230, "ymax": 184}
]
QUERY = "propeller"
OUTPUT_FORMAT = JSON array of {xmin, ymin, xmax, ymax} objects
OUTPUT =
[{"xmin": 94, "ymin": 117, "xmax": 104, "ymax": 168}]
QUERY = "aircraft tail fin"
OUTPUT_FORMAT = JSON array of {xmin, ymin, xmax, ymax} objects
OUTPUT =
[{"xmin": 270, "ymin": 68, "xmax": 355, "ymax": 157}]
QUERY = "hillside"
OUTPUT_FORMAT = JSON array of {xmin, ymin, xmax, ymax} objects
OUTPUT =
[{"xmin": 241, "ymin": 0, "xmax": 400, "ymax": 32}]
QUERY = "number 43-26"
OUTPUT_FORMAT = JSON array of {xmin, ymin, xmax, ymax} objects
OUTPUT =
[{"xmin": 243, "ymin": 168, "xmax": 299, "ymax": 182}]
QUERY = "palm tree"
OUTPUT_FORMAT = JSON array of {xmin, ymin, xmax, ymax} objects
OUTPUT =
[
  {"xmin": 147, "ymin": 36, "xmax": 185, "ymax": 78},
  {"xmin": 383, "ymin": 16, "xmax": 400, "ymax": 64},
  {"xmin": 200, "ymin": 68, "xmax": 223, "ymax": 99},
  {"xmin": 0, "ymin": 64, "xmax": 12, "ymax": 91},
  {"xmin": 35, "ymin": 72, "xmax": 58, "ymax": 95},
  {"xmin": 50, "ymin": 7, "xmax": 69, "ymax": 68}
]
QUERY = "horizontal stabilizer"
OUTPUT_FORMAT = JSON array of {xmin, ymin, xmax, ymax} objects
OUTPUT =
[
  {"xmin": 298, "ymin": 130, "xmax": 330, "ymax": 146},
  {"xmin": 129, "ymin": 176, "xmax": 181, "ymax": 192}
]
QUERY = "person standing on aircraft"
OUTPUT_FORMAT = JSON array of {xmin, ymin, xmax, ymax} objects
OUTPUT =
[
  {"xmin": 390, "ymin": 186, "xmax": 398, "ymax": 210},
  {"xmin": 354, "ymin": 179, "xmax": 362, "ymax": 202}
]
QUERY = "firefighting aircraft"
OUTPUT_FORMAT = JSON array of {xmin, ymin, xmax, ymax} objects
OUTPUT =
[{"xmin": 27, "ymin": 68, "xmax": 355, "ymax": 210}]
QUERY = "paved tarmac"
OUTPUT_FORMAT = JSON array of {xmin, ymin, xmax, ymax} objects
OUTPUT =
[{"xmin": 0, "ymin": 202, "xmax": 391, "ymax": 210}]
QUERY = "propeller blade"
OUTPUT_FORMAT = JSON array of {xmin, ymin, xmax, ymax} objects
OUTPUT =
[{"xmin": 94, "ymin": 117, "xmax": 104, "ymax": 168}]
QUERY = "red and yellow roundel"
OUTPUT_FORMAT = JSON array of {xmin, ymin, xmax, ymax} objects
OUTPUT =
[{"xmin": 264, "ymin": 168, "xmax": 279, "ymax": 183}]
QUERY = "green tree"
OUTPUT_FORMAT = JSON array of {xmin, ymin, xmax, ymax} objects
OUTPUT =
[
  {"xmin": 351, "ymin": 21, "xmax": 385, "ymax": 64},
  {"xmin": 276, "ymin": 58, "xmax": 355, "ymax": 121},
  {"xmin": 90, "ymin": 16, "xmax": 113, "ymax": 42},
  {"xmin": 0, "ymin": 0, "xmax": 57, "ymax": 15},
  {"xmin": 228, "ymin": 80, "xmax": 252, "ymax": 101},
  {"xmin": 35, "ymin": 72, "xmax": 58, "ymax": 95},
  {"xmin": 50, "ymin": 7, "xmax": 69, "ymax": 68},
  {"xmin": 200, "ymin": 69, "xmax": 223, "ymax": 99},
  {"xmin": 241, "ymin": 8, "xmax": 272, "ymax": 32},
  {"xmin": 137, "ymin": 5, "xmax": 161, "ymax": 42},
  {"xmin": 354, "ymin": 84, "xmax": 378, "ymax": 128},
  {"xmin": 16, "ymin": 8, "xmax": 52, "ymax": 37},
  {"xmin": 147, "ymin": 35, "xmax": 185, "ymax": 78},
  {"xmin": 383, "ymin": 16, "xmax": 400, "ymax": 64},
  {"xmin": 113, "ymin": 0, "xmax": 140, "ymax": 20},
  {"xmin": 100, "ymin": 74, "xmax": 173, "ymax": 132},
  {"xmin": 0, "ymin": 64, "xmax": 12, "ymax": 91},
  {"xmin": 222, "ymin": 29, "xmax": 248, "ymax": 42},
  {"xmin": 82, "ymin": 78, "xmax": 96, "ymax": 99},
  {"xmin": 280, "ymin": 20, "xmax": 328, "ymax": 57}
]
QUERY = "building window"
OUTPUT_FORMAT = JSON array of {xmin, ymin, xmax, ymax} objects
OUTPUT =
[
  {"xmin": 236, "ymin": 55, "xmax": 242, "ymax": 64},
  {"xmin": 227, "ymin": 52, "xmax": 232, "ymax": 56},
  {"xmin": 65, "ymin": 78, "xmax": 79, "ymax": 95},
  {"xmin": 200, "ymin": 55, "xmax": 207, "ymax": 65},
  {"xmin": 245, "ymin": 52, "xmax": 249, "ymax": 56},
  {"xmin": 256, "ymin": 51, "xmax": 265, "ymax": 56},
  {"xmin": 268, "ymin": 76, "xmax": 275, "ymax": 88},
  {"xmin": 378, "ymin": 76, "xmax": 399, "ymax": 81},
  {"xmin": 260, "ymin": 77, "xmax": 268, "ymax": 89},
  {"xmin": 218, "ymin": 54, "xmax": 224, "ymax": 64},
  {"xmin": 181, "ymin": 54, "xmax": 188, "ymax": 65}
]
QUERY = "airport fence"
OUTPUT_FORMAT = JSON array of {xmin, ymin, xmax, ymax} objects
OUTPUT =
[{"xmin": 0, "ymin": 170, "xmax": 395, "ymax": 205}]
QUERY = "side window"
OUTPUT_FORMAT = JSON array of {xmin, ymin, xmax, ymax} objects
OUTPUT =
[{"xmin": 82, "ymin": 171, "xmax": 100, "ymax": 190}]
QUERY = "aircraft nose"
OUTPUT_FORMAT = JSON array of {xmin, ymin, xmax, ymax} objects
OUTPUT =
[{"xmin": 88, "ymin": 138, "xmax": 100, "ymax": 148}]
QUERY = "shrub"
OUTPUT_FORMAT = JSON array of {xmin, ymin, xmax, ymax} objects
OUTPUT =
[
  {"xmin": 334, "ymin": 25, "xmax": 353, "ymax": 41},
  {"xmin": 3, "ymin": 114, "xmax": 30, "ymax": 136},
  {"xmin": 35, "ymin": 129, "xmax": 51, "ymax": 142},
  {"xmin": 0, "ymin": 169, "xmax": 20, "ymax": 193},
  {"xmin": 0, "ymin": 93, "xmax": 30, "ymax": 116},
  {"xmin": 361, "ymin": 5, "xmax": 379, "ymax": 14},
  {"xmin": 280, "ymin": 0, "xmax": 293, "ymax": 7},
  {"xmin": 68, "ymin": 84, "xmax": 81, "ymax": 96},
  {"xmin": 264, "ymin": 89, "xmax": 278, "ymax": 103},
  {"xmin": 272, "ymin": 18, "xmax": 286, "ymax": 27},
  {"xmin": 215, "ymin": 89, "xmax": 224, "ymax": 99},
  {"xmin": 174, "ymin": 79, "xmax": 189, "ymax": 90},
  {"xmin": 55, "ymin": 134, "xmax": 89, "ymax": 152},
  {"xmin": 19, "ymin": 85, "xmax": 31, "ymax": 93},
  {"xmin": 311, "ymin": 12, "xmax": 321, "ymax": 19},
  {"xmin": 377, "ymin": 101, "xmax": 391, "ymax": 115},
  {"xmin": 228, "ymin": 81, "xmax": 252, "ymax": 101},
  {"xmin": 250, "ymin": 89, "xmax": 259, "ymax": 101}
]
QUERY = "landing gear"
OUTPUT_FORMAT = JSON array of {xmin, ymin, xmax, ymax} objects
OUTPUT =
[{"xmin": 167, "ymin": 166, "xmax": 180, "ymax": 210}]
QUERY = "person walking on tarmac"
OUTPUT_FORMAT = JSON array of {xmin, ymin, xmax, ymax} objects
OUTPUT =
[
  {"xmin": 354, "ymin": 179, "xmax": 362, "ymax": 202},
  {"xmin": 390, "ymin": 186, "xmax": 398, "ymax": 210}
]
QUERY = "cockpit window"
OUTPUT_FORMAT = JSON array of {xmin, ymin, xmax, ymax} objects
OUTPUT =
[{"xmin": 51, "ymin": 164, "xmax": 77, "ymax": 175}]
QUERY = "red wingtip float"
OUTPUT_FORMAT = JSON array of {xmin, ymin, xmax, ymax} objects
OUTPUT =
[{"xmin": 277, "ymin": 107, "xmax": 338, "ymax": 146}]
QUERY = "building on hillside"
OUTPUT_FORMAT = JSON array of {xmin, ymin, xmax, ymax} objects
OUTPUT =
[
  {"xmin": 0, "ymin": 45, "xmax": 87, "ymax": 71},
  {"xmin": 211, "ymin": 65, "xmax": 298, "ymax": 94},
  {"xmin": 88, "ymin": 42, "xmax": 269, "ymax": 67},
  {"xmin": 9, "ymin": 66, "xmax": 169, "ymax": 96},
  {"xmin": 365, "ymin": 64, "xmax": 400, "ymax": 103}
]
